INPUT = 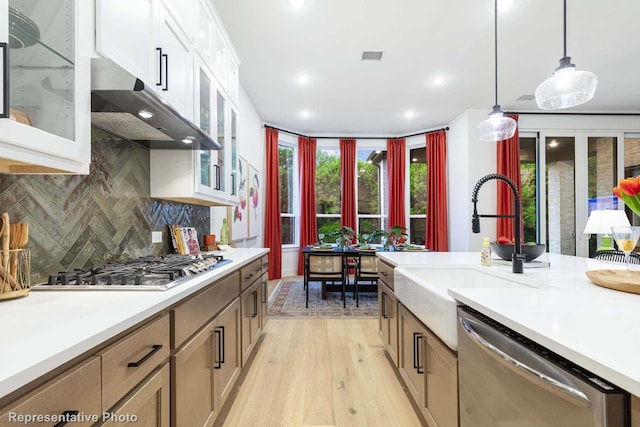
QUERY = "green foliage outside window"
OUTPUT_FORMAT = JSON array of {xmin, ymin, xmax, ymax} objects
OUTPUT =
[
  {"xmin": 410, "ymin": 163, "xmax": 427, "ymax": 215},
  {"xmin": 316, "ymin": 150, "xmax": 341, "ymax": 214}
]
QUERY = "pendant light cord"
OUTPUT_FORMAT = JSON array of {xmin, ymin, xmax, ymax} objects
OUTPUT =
[
  {"xmin": 562, "ymin": 0, "xmax": 567, "ymax": 58},
  {"xmin": 493, "ymin": 0, "xmax": 498, "ymax": 106}
]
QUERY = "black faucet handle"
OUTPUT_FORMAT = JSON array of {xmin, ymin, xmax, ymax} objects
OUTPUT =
[
  {"xmin": 472, "ymin": 217, "xmax": 480, "ymax": 233},
  {"xmin": 512, "ymin": 253, "xmax": 525, "ymax": 274}
]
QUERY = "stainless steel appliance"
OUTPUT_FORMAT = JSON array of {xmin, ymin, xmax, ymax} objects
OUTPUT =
[
  {"xmin": 32, "ymin": 254, "xmax": 231, "ymax": 291},
  {"xmin": 458, "ymin": 306, "xmax": 629, "ymax": 427}
]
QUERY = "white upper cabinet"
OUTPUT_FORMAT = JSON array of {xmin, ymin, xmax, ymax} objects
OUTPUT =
[
  {"xmin": 96, "ymin": 0, "xmax": 193, "ymax": 120},
  {"xmin": 95, "ymin": 0, "xmax": 155, "ymax": 87},
  {"xmin": 0, "ymin": 0, "xmax": 91, "ymax": 174},
  {"xmin": 156, "ymin": 5, "xmax": 193, "ymax": 119}
]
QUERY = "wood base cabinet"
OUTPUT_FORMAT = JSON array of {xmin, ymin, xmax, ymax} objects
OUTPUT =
[
  {"xmin": 0, "ymin": 357, "xmax": 101, "ymax": 426},
  {"xmin": 632, "ymin": 395, "xmax": 640, "ymax": 427},
  {"xmin": 103, "ymin": 364, "xmax": 170, "ymax": 426},
  {"xmin": 378, "ymin": 280, "xmax": 398, "ymax": 366},
  {"xmin": 173, "ymin": 298, "xmax": 241, "ymax": 427},
  {"xmin": 398, "ymin": 303, "xmax": 459, "ymax": 427},
  {"xmin": 241, "ymin": 279, "xmax": 262, "ymax": 365},
  {"xmin": 422, "ymin": 328, "xmax": 458, "ymax": 427}
]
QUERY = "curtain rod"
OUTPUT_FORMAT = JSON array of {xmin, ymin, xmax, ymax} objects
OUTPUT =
[
  {"xmin": 506, "ymin": 111, "xmax": 640, "ymax": 116},
  {"xmin": 263, "ymin": 124, "xmax": 449, "ymax": 140}
]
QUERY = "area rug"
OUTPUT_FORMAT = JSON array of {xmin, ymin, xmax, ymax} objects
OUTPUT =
[{"xmin": 268, "ymin": 279, "xmax": 378, "ymax": 318}]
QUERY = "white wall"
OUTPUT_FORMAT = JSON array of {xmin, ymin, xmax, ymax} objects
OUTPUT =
[
  {"xmin": 447, "ymin": 110, "xmax": 498, "ymax": 252},
  {"xmin": 211, "ymin": 85, "xmax": 266, "ymax": 248}
]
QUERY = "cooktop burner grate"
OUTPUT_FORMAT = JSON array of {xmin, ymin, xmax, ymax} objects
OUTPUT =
[{"xmin": 32, "ymin": 254, "xmax": 231, "ymax": 291}]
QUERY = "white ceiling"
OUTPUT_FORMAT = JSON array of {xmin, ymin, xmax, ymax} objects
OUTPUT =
[{"xmin": 211, "ymin": 0, "xmax": 640, "ymax": 136}]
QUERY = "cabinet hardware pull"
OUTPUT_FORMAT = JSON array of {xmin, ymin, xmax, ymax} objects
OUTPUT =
[
  {"xmin": 53, "ymin": 410, "xmax": 79, "ymax": 427},
  {"xmin": 219, "ymin": 325, "xmax": 225, "ymax": 364},
  {"xmin": 213, "ymin": 328, "xmax": 222, "ymax": 369},
  {"xmin": 252, "ymin": 290, "xmax": 258, "ymax": 317},
  {"xmin": 213, "ymin": 164, "xmax": 222, "ymax": 190},
  {"xmin": 381, "ymin": 291, "xmax": 388, "ymax": 318},
  {"xmin": 244, "ymin": 273, "xmax": 253, "ymax": 280},
  {"xmin": 162, "ymin": 53, "xmax": 168, "ymax": 91},
  {"xmin": 254, "ymin": 267, "xmax": 261, "ymax": 272},
  {"xmin": 261, "ymin": 281, "xmax": 267, "ymax": 303},
  {"xmin": 380, "ymin": 271, "xmax": 388, "ymax": 276},
  {"xmin": 231, "ymin": 172, "xmax": 236, "ymax": 195},
  {"xmin": 127, "ymin": 344, "xmax": 163, "ymax": 367},
  {"xmin": 413, "ymin": 333, "xmax": 424, "ymax": 373},
  {"xmin": 156, "ymin": 47, "xmax": 163, "ymax": 86},
  {"xmin": 0, "ymin": 43, "xmax": 8, "ymax": 118}
]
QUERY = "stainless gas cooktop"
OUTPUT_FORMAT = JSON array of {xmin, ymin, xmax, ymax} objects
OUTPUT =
[{"xmin": 32, "ymin": 253, "xmax": 232, "ymax": 291}]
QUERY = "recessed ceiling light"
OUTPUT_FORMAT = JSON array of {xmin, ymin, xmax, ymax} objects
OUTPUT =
[
  {"xmin": 297, "ymin": 74, "xmax": 310, "ymax": 85},
  {"xmin": 549, "ymin": 140, "xmax": 558, "ymax": 148},
  {"xmin": 138, "ymin": 110, "xmax": 154, "ymax": 119},
  {"xmin": 301, "ymin": 110, "xmax": 310, "ymax": 118},
  {"xmin": 289, "ymin": 0, "xmax": 306, "ymax": 8},
  {"xmin": 432, "ymin": 77, "xmax": 446, "ymax": 85},
  {"xmin": 405, "ymin": 111, "xmax": 415, "ymax": 119}
]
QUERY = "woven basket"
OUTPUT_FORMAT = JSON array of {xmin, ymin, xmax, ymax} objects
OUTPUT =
[{"xmin": 0, "ymin": 249, "xmax": 31, "ymax": 301}]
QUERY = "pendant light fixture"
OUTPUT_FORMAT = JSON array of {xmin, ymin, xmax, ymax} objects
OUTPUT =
[
  {"xmin": 534, "ymin": 0, "xmax": 597, "ymax": 110},
  {"xmin": 476, "ymin": 0, "xmax": 517, "ymax": 142}
]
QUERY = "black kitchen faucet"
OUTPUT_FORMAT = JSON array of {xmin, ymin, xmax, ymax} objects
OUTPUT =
[{"xmin": 471, "ymin": 173, "xmax": 525, "ymax": 274}]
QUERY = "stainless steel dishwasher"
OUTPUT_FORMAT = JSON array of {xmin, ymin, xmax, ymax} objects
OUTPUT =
[{"xmin": 457, "ymin": 306, "xmax": 629, "ymax": 427}]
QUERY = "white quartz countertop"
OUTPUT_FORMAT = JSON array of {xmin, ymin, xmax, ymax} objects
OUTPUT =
[
  {"xmin": 377, "ymin": 250, "xmax": 640, "ymax": 396},
  {"xmin": 0, "ymin": 248, "xmax": 268, "ymax": 400}
]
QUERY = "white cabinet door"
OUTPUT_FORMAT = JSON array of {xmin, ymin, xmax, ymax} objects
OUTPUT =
[
  {"xmin": 158, "ymin": 0, "xmax": 193, "ymax": 42},
  {"xmin": 156, "ymin": 6, "xmax": 193, "ymax": 119},
  {"xmin": 95, "ymin": 0, "xmax": 156, "ymax": 86}
]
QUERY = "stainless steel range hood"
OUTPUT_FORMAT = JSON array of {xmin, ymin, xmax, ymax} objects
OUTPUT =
[{"xmin": 91, "ymin": 58, "xmax": 220, "ymax": 150}]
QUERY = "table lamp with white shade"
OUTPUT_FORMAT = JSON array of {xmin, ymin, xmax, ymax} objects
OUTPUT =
[{"xmin": 583, "ymin": 209, "xmax": 631, "ymax": 250}]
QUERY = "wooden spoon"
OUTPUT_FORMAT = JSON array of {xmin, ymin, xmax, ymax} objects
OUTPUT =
[{"xmin": 0, "ymin": 213, "xmax": 12, "ymax": 292}]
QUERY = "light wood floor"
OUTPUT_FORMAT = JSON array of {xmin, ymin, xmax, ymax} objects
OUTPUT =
[{"xmin": 220, "ymin": 318, "xmax": 423, "ymax": 427}]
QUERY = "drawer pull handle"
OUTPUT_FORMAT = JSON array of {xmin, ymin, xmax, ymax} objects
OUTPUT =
[
  {"xmin": 254, "ymin": 267, "xmax": 261, "ymax": 272},
  {"xmin": 381, "ymin": 291, "xmax": 388, "ymax": 318},
  {"xmin": 262, "ymin": 280, "xmax": 268, "ymax": 303},
  {"xmin": 244, "ymin": 273, "xmax": 254, "ymax": 280},
  {"xmin": 252, "ymin": 290, "xmax": 258, "ymax": 317},
  {"xmin": 213, "ymin": 328, "xmax": 222, "ymax": 369},
  {"xmin": 127, "ymin": 344, "xmax": 163, "ymax": 368},
  {"xmin": 53, "ymin": 410, "xmax": 79, "ymax": 427}
]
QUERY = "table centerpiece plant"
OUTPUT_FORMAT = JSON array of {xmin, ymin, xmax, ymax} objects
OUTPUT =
[{"xmin": 614, "ymin": 177, "xmax": 640, "ymax": 218}]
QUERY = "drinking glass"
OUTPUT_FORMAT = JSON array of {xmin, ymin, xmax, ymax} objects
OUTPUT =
[
  {"xmin": 318, "ymin": 233, "xmax": 325, "ymax": 244},
  {"xmin": 611, "ymin": 226, "xmax": 640, "ymax": 271}
]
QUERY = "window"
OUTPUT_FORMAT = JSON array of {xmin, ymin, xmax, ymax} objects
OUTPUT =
[
  {"xmin": 279, "ymin": 143, "xmax": 296, "ymax": 245},
  {"xmin": 316, "ymin": 147, "xmax": 341, "ymax": 237},
  {"xmin": 357, "ymin": 147, "xmax": 386, "ymax": 240},
  {"xmin": 409, "ymin": 146, "xmax": 426, "ymax": 244},
  {"xmin": 520, "ymin": 136, "xmax": 538, "ymax": 244}
]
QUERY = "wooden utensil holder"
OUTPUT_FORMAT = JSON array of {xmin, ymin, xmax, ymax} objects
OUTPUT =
[{"xmin": 0, "ymin": 249, "xmax": 30, "ymax": 300}]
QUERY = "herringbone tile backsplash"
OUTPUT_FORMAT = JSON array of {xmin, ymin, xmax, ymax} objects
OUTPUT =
[{"xmin": 0, "ymin": 127, "xmax": 209, "ymax": 284}]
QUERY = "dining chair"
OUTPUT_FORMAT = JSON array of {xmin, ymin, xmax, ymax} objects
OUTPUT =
[
  {"xmin": 304, "ymin": 253, "xmax": 347, "ymax": 308},
  {"xmin": 593, "ymin": 249, "xmax": 640, "ymax": 264},
  {"xmin": 353, "ymin": 254, "xmax": 379, "ymax": 307}
]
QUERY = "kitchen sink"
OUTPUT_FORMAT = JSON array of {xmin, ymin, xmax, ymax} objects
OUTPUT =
[{"xmin": 394, "ymin": 266, "xmax": 544, "ymax": 350}]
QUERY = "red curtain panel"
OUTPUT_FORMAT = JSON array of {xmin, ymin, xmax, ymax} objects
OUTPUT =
[
  {"xmin": 387, "ymin": 138, "xmax": 407, "ymax": 228},
  {"xmin": 264, "ymin": 127, "xmax": 282, "ymax": 279},
  {"xmin": 426, "ymin": 130, "xmax": 449, "ymax": 251},
  {"xmin": 297, "ymin": 137, "xmax": 318, "ymax": 275},
  {"xmin": 340, "ymin": 139, "xmax": 357, "ymax": 231},
  {"xmin": 496, "ymin": 114, "xmax": 522, "ymax": 241}
]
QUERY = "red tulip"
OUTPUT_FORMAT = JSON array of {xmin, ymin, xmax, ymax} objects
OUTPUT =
[{"xmin": 618, "ymin": 177, "xmax": 640, "ymax": 197}]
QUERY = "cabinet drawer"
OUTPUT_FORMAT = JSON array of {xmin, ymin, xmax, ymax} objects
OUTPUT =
[
  {"xmin": 171, "ymin": 272, "xmax": 239, "ymax": 348},
  {"xmin": 100, "ymin": 314, "xmax": 170, "ymax": 411},
  {"xmin": 240, "ymin": 258, "xmax": 262, "ymax": 291},
  {"xmin": 261, "ymin": 255, "xmax": 269, "ymax": 275},
  {"xmin": 378, "ymin": 260, "xmax": 395, "ymax": 290},
  {"xmin": 0, "ymin": 357, "xmax": 101, "ymax": 426}
]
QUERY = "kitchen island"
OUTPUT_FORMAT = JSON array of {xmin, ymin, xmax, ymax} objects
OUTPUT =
[
  {"xmin": 0, "ymin": 247, "xmax": 268, "ymax": 407},
  {"xmin": 377, "ymin": 251, "xmax": 640, "ymax": 398}
]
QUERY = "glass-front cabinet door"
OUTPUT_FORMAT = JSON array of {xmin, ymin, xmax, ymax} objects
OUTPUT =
[
  {"xmin": 0, "ymin": 0, "xmax": 90, "ymax": 174},
  {"xmin": 228, "ymin": 106, "xmax": 238, "ymax": 200},
  {"xmin": 216, "ymin": 88, "xmax": 226, "ymax": 193}
]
